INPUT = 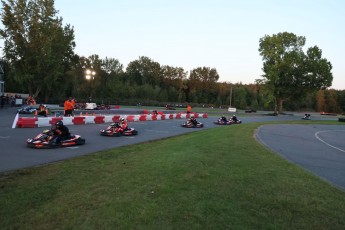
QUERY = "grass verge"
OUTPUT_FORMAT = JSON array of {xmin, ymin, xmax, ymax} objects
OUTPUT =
[{"xmin": 1, "ymin": 122, "xmax": 345, "ymax": 229}]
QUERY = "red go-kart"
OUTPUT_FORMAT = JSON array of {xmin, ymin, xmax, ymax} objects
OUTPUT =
[
  {"xmin": 26, "ymin": 130, "xmax": 85, "ymax": 149},
  {"xmin": 100, "ymin": 123, "xmax": 138, "ymax": 136},
  {"xmin": 214, "ymin": 119, "xmax": 232, "ymax": 125},
  {"xmin": 181, "ymin": 121, "xmax": 204, "ymax": 128}
]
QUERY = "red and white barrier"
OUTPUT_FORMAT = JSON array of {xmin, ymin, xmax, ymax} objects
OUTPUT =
[{"xmin": 14, "ymin": 112, "xmax": 208, "ymax": 128}]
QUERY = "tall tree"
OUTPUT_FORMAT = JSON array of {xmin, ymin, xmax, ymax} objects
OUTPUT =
[
  {"xmin": 100, "ymin": 57, "xmax": 124, "ymax": 99},
  {"xmin": 189, "ymin": 67, "xmax": 219, "ymax": 103},
  {"xmin": 0, "ymin": 0, "xmax": 75, "ymax": 100},
  {"xmin": 161, "ymin": 65, "xmax": 187, "ymax": 102},
  {"xmin": 258, "ymin": 32, "xmax": 333, "ymax": 113},
  {"xmin": 126, "ymin": 56, "xmax": 161, "ymax": 86}
]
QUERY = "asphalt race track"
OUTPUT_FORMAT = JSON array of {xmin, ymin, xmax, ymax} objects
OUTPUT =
[
  {"xmin": 1, "ymin": 107, "xmax": 344, "ymax": 190},
  {"xmin": 256, "ymin": 124, "xmax": 345, "ymax": 190}
]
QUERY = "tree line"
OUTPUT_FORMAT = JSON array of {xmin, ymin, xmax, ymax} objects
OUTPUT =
[{"xmin": 1, "ymin": 0, "xmax": 341, "ymax": 113}]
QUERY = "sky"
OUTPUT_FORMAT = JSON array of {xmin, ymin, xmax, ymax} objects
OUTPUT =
[{"xmin": 6, "ymin": 0, "xmax": 345, "ymax": 89}]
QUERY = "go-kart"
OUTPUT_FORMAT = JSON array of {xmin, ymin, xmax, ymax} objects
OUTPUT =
[
  {"xmin": 96, "ymin": 104, "xmax": 111, "ymax": 110},
  {"xmin": 26, "ymin": 130, "xmax": 85, "ymax": 149},
  {"xmin": 18, "ymin": 105, "xmax": 37, "ymax": 114},
  {"xmin": 100, "ymin": 123, "xmax": 138, "ymax": 136},
  {"xmin": 214, "ymin": 119, "xmax": 232, "ymax": 125},
  {"xmin": 181, "ymin": 121, "xmax": 204, "ymax": 128},
  {"xmin": 231, "ymin": 119, "xmax": 242, "ymax": 124},
  {"xmin": 302, "ymin": 114, "xmax": 311, "ymax": 120}
]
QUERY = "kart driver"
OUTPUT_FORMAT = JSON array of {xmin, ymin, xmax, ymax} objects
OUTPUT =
[
  {"xmin": 231, "ymin": 115, "xmax": 238, "ymax": 123},
  {"xmin": 115, "ymin": 118, "xmax": 128, "ymax": 133},
  {"xmin": 51, "ymin": 120, "xmax": 71, "ymax": 143},
  {"xmin": 190, "ymin": 116, "xmax": 198, "ymax": 126},
  {"xmin": 221, "ymin": 115, "xmax": 227, "ymax": 122}
]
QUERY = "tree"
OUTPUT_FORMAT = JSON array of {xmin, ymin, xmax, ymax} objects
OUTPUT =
[
  {"xmin": 100, "ymin": 57, "xmax": 124, "ymax": 100},
  {"xmin": 258, "ymin": 32, "xmax": 333, "ymax": 113},
  {"xmin": 189, "ymin": 67, "xmax": 219, "ymax": 103},
  {"xmin": 0, "ymin": 0, "xmax": 75, "ymax": 100},
  {"xmin": 126, "ymin": 56, "xmax": 161, "ymax": 86},
  {"xmin": 161, "ymin": 65, "xmax": 187, "ymax": 102}
]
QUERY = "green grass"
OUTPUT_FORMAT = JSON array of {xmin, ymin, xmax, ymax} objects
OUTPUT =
[{"xmin": 1, "ymin": 121, "xmax": 345, "ymax": 229}]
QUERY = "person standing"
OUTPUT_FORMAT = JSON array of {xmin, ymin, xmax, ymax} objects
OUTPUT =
[
  {"xmin": 0, "ymin": 94, "xmax": 5, "ymax": 109},
  {"xmin": 186, "ymin": 104, "xmax": 192, "ymax": 114},
  {"xmin": 38, "ymin": 104, "xmax": 47, "ymax": 117},
  {"xmin": 71, "ymin": 97, "xmax": 76, "ymax": 116},
  {"xmin": 64, "ymin": 98, "xmax": 73, "ymax": 116}
]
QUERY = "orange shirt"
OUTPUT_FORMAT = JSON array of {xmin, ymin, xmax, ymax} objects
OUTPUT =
[
  {"xmin": 71, "ymin": 99, "xmax": 76, "ymax": 108},
  {"xmin": 64, "ymin": 100, "xmax": 73, "ymax": 110},
  {"xmin": 187, "ymin": 105, "xmax": 192, "ymax": 112}
]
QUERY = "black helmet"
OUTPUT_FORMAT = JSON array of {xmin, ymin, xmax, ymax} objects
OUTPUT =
[{"xmin": 55, "ymin": 120, "xmax": 63, "ymax": 127}]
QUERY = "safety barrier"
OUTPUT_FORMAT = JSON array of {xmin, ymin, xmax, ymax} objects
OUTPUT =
[
  {"xmin": 73, "ymin": 116, "xmax": 85, "ymax": 125},
  {"xmin": 15, "ymin": 112, "xmax": 208, "ymax": 128},
  {"xmin": 16, "ymin": 117, "xmax": 38, "ymax": 128}
]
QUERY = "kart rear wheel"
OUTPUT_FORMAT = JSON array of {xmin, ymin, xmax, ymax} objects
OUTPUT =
[
  {"xmin": 77, "ymin": 138, "xmax": 86, "ymax": 145},
  {"xmin": 132, "ymin": 130, "xmax": 138, "ymax": 135}
]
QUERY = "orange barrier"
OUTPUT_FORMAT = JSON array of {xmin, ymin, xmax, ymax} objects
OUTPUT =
[{"xmin": 16, "ymin": 117, "xmax": 38, "ymax": 128}]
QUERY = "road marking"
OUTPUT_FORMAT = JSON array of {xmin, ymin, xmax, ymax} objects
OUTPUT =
[
  {"xmin": 66, "ymin": 147, "xmax": 79, "ymax": 149},
  {"xmin": 315, "ymin": 130, "xmax": 345, "ymax": 153},
  {"xmin": 0, "ymin": 136, "xmax": 10, "ymax": 139}
]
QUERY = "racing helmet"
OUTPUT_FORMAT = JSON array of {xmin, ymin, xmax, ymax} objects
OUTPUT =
[
  {"xmin": 120, "ymin": 118, "xmax": 126, "ymax": 122},
  {"xmin": 55, "ymin": 120, "xmax": 63, "ymax": 127}
]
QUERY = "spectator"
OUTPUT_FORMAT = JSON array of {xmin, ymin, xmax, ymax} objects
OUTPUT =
[
  {"xmin": 26, "ymin": 95, "xmax": 36, "ymax": 105},
  {"xmin": 64, "ymin": 98, "xmax": 74, "ymax": 117},
  {"xmin": 10, "ymin": 96, "xmax": 15, "ymax": 107},
  {"xmin": 71, "ymin": 97, "xmax": 76, "ymax": 116},
  {"xmin": 0, "ymin": 94, "xmax": 5, "ymax": 109},
  {"xmin": 186, "ymin": 104, "xmax": 192, "ymax": 114},
  {"xmin": 38, "ymin": 104, "xmax": 47, "ymax": 117}
]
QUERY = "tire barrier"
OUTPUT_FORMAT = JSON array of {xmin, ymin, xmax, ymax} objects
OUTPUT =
[{"xmin": 15, "ymin": 112, "xmax": 208, "ymax": 128}]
